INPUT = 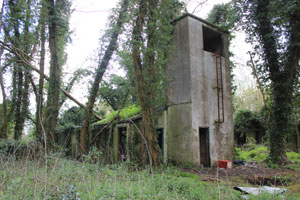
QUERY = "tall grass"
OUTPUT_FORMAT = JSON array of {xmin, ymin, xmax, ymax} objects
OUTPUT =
[{"xmin": 1, "ymin": 154, "xmax": 300, "ymax": 199}]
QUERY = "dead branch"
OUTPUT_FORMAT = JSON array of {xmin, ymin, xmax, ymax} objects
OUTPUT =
[
  {"xmin": 191, "ymin": 0, "xmax": 209, "ymax": 14},
  {"xmin": 90, "ymin": 90, "xmax": 129, "ymax": 145},
  {"xmin": 248, "ymin": 52, "xmax": 271, "ymax": 120},
  {"xmin": 90, "ymin": 111, "xmax": 121, "ymax": 146},
  {"xmin": 0, "ymin": 40, "xmax": 102, "ymax": 120}
]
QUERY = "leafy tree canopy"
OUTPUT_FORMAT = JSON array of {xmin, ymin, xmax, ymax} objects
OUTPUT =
[{"xmin": 98, "ymin": 74, "xmax": 132, "ymax": 111}]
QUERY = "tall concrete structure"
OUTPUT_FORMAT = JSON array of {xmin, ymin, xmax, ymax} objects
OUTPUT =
[
  {"xmin": 108, "ymin": 14, "xmax": 234, "ymax": 167},
  {"xmin": 161, "ymin": 14, "xmax": 234, "ymax": 167}
]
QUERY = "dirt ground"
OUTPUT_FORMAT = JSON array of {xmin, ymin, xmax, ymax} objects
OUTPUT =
[{"xmin": 184, "ymin": 164, "xmax": 300, "ymax": 193}]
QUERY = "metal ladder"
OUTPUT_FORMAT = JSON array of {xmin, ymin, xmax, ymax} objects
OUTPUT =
[{"xmin": 215, "ymin": 55, "xmax": 224, "ymax": 123}]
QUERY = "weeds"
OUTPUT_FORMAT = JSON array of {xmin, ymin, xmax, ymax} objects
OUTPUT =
[
  {"xmin": 235, "ymin": 145, "xmax": 268, "ymax": 162},
  {"xmin": 235, "ymin": 144, "xmax": 300, "ymax": 170},
  {"xmin": 0, "ymin": 154, "xmax": 300, "ymax": 199}
]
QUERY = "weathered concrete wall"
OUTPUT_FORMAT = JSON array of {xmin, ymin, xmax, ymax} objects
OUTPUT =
[
  {"xmin": 156, "ymin": 111, "xmax": 168, "ymax": 163},
  {"xmin": 165, "ymin": 15, "xmax": 234, "ymax": 167},
  {"xmin": 167, "ymin": 17, "xmax": 191, "ymax": 105},
  {"xmin": 166, "ymin": 103, "xmax": 195, "ymax": 165}
]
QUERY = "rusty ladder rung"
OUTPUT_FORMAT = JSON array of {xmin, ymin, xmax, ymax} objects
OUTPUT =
[{"xmin": 215, "ymin": 55, "xmax": 224, "ymax": 123}]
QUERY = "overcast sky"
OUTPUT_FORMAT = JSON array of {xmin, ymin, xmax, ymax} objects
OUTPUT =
[
  {"xmin": 65, "ymin": 0, "xmax": 254, "ymax": 100},
  {"xmin": 67, "ymin": 0, "xmax": 237, "ymax": 71},
  {"xmin": 0, "ymin": 0, "xmax": 255, "ymax": 108},
  {"xmin": 0, "ymin": 0, "xmax": 255, "ymax": 134}
]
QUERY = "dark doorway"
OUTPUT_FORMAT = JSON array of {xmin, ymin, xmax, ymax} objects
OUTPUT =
[
  {"xmin": 199, "ymin": 128, "xmax": 210, "ymax": 167},
  {"xmin": 156, "ymin": 128, "xmax": 164, "ymax": 154},
  {"xmin": 118, "ymin": 127, "xmax": 127, "ymax": 162}
]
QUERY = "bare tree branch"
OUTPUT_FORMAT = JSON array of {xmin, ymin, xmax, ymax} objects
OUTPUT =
[
  {"xmin": 0, "ymin": 40, "xmax": 103, "ymax": 120},
  {"xmin": 191, "ymin": 0, "xmax": 209, "ymax": 14},
  {"xmin": 248, "ymin": 52, "xmax": 271, "ymax": 120}
]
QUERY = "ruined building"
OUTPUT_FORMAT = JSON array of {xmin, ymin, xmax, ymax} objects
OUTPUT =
[
  {"xmin": 66, "ymin": 14, "xmax": 234, "ymax": 167},
  {"xmin": 159, "ymin": 14, "xmax": 234, "ymax": 167},
  {"xmin": 111, "ymin": 14, "xmax": 234, "ymax": 167}
]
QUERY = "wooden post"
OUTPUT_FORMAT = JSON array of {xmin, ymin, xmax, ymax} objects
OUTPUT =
[{"xmin": 71, "ymin": 130, "xmax": 79, "ymax": 159}]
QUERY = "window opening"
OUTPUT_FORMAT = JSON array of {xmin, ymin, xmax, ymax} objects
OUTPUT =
[{"xmin": 203, "ymin": 26, "xmax": 223, "ymax": 56}]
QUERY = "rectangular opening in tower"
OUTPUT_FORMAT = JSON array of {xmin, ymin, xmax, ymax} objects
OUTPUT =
[
  {"xmin": 199, "ymin": 128, "xmax": 211, "ymax": 167},
  {"xmin": 203, "ymin": 26, "xmax": 223, "ymax": 56}
]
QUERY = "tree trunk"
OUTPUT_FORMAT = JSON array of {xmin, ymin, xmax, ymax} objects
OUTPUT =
[
  {"xmin": 45, "ymin": 0, "xmax": 61, "ymax": 146},
  {"xmin": 0, "ymin": 0, "xmax": 7, "ymax": 138},
  {"xmin": 269, "ymin": 81, "xmax": 290, "ymax": 164},
  {"xmin": 18, "ymin": 0, "xmax": 32, "ymax": 140},
  {"xmin": 36, "ymin": 3, "xmax": 46, "ymax": 141},
  {"xmin": 253, "ymin": 0, "xmax": 300, "ymax": 164},
  {"xmin": 0, "ymin": 64, "xmax": 7, "ymax": 138},
  {"xmin": 131, "ymin": 0, "xmax": 161, "ymax": 166},
  {"xmin": 79, "ymin": 0, "xmax": 129, "ymax": 154},
  {"xmin": 14, "ymin": 68, "xmax": 24, "ymax": 140},
  {"xmin": 8, "ymin": 0, "xmax": 29, "ymax": 140}
]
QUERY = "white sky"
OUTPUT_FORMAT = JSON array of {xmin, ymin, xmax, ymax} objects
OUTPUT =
[
  {"xmin": 0, "ymin": 0, "xmax": 255, "ymax": 107},
  {"xmin": 0, "ymin": 0, "xmax": 255, "ymax": 134},
  {"xmin": 65, "ymin": 0, "xmax": 254, "ymax": 105}
]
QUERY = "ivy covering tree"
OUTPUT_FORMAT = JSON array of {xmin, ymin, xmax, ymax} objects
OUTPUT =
[
  {"xmin": 0, "ymin": 0, "xmax": 41, "ymax": 139},
  {"xmin": 0, "ymin": 0, "xmax": 73, "ymax": 145},
  {"xmin": 123, "ymin": 0, "xmax": 183, "ymax": 166},
  {"xmin": 234, "ymin": 0, "xmax": 300, "ymax": 164},
  {"xmin": 79, "ymin": 0, "xmax": 130, "ymax": 154}
]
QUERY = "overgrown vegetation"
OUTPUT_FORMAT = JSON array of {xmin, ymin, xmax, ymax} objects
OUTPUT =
[
  {"xmin": 0, "ymin": 155, "xmax": 299, "ymax": 199},
  {"xmin": 235, "ymin": 145, "xmax": 268, "ymax": 163},
  {"xmin": 234, "ymin": 109, "xmax": 266, "ymax": 145},
  {"xmin": 1, "ymin": 1, "xmax": 300, "ymax": 199},
  {"xmin": 95, "ymin": 104, "xmax": 141, "ymax": 124},
  {"xmin": 233, "ymin": 0, "xmax": 300, "ymax": 164},
  {"xmin": 234, "ymin": 143, "xmax": 300, "ymax": 170}
]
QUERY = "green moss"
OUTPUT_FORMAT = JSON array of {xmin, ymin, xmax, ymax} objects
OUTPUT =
[{"xmin": 94, "ymin": 104, "xmax": 141, "ymax": 125}]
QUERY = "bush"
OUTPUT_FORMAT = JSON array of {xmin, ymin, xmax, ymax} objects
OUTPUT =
[
  {"xmin": 286, "ymin": 152, "xmax": 300, "ymax": 170},
  {"xmin": 235, "ymin": 145, "xmax": 268, "ymax": 162},
  {"xmin": 234, "ymin": 110, "xmax": 266, "ymax": 145},
  {"xmin": 0, "ymin": 139, "xmax": 38, "ymax": 159}
]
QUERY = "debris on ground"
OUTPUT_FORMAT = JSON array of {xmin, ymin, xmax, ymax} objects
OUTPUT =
[
  {"xmin": 218, "ymin": 160, "xmax": 233, "ymax": 169},
  {"xmin": 234, "ymin": 186, "xmax": 287, "ymax": 195}
]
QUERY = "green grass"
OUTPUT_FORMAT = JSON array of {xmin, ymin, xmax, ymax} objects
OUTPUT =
[{"xmin": 0, "ymin": 155, "xmax": 300, "ymax": 199}]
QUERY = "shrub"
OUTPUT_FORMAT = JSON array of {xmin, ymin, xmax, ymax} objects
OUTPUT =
[{"xmin": 235, "ymin": 145, "xmax": 268, "ymax": 162}]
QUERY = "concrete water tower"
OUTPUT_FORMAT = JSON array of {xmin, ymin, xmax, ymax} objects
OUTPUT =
[{"xmin": 164, "ymin": 14, "xmax": 234, "ymax": 167}]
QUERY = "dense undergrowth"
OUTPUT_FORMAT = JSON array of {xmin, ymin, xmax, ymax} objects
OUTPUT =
[
  {"xmin": 0, "ymin": 154, "xmax": 300, "ymax": 200},
  {"xmin": 235, "ymin": 144, "xmax": 300, "ymax": 170},
  {"xmin": 1, "ymin": 139, "xmax": 300, "ymax": 199}
]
